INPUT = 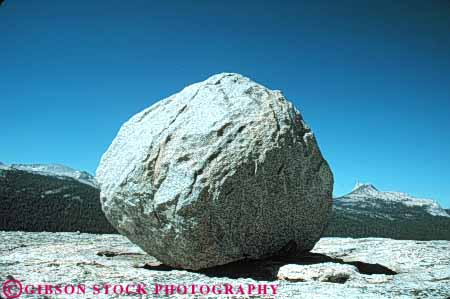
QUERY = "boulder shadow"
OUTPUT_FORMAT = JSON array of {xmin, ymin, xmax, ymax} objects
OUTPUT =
[{"xmin": 140, "ymin": 242, "xmax": 397, "ymax": 281}]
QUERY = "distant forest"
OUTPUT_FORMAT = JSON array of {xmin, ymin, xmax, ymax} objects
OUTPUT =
[
  {"xmin": 324, "ymin": 205, "xmax": 450, "ymax": 241},
  {"xmin": 0, "ymin": 169, "xmax": 116, "ymax": 233},
  {"xmin": 1, "ymin": 168, "xmax": 449, "ymax": 240}
]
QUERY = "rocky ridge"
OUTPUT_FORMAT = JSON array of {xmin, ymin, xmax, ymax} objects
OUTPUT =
[
  {"xmin": 340, "ymin": 183, "xmax": 449, "ymax": 217},
  {"xmin": 0, "ymin": 163, "xmax": 97, "ymax": 188},
  {"xmin": 325, "ymin": 183, "xmax": 450, "ymax": 240}
]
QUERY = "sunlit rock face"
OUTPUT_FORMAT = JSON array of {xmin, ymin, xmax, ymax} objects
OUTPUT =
[{"xmin": 96, "ymin": 73, "xmax": 333, "ymax": 270}]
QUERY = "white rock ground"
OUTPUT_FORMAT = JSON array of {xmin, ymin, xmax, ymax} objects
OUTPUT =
[{"xmin": 1, "ymin": 232, "xmax": 449, "ymax": 298}]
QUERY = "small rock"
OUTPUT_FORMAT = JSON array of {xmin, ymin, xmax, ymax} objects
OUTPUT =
[{"xmin": 277, "ymin": 263, "xmax": 358, "ymax": 283}]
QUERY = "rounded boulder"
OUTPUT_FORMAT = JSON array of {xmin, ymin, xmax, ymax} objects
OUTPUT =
[{"xmin": 96, "ymin": 73, "xmax": 333, "ymax": 270}]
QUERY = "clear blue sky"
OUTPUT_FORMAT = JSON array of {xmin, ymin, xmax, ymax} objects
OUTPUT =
[{"xmin": 1, "ymin": 1, "xmax": 449, "ymax": 207}]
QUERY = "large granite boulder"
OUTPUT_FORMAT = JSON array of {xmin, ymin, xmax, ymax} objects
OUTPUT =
[{"xmin": 96, "ymin": 73, "xmax": 333, "ymax": 270}]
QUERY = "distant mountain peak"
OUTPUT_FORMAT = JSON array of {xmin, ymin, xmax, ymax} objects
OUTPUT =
[
  {"xmin": 337, "ymin": 183, "xmax": 449, "ymax": 218},
  {"xmin": 352, "ymin": 182, "xmax": 378, "ymax": 193}
]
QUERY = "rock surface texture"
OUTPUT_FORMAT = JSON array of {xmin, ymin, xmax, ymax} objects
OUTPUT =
[
  {"xmin": 96, "ymin": 73, "xmax": 333, "ymax": 269},
  {"xmin": 1, "ymin": 232, "xmax": 449, "ymax": 298}
]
